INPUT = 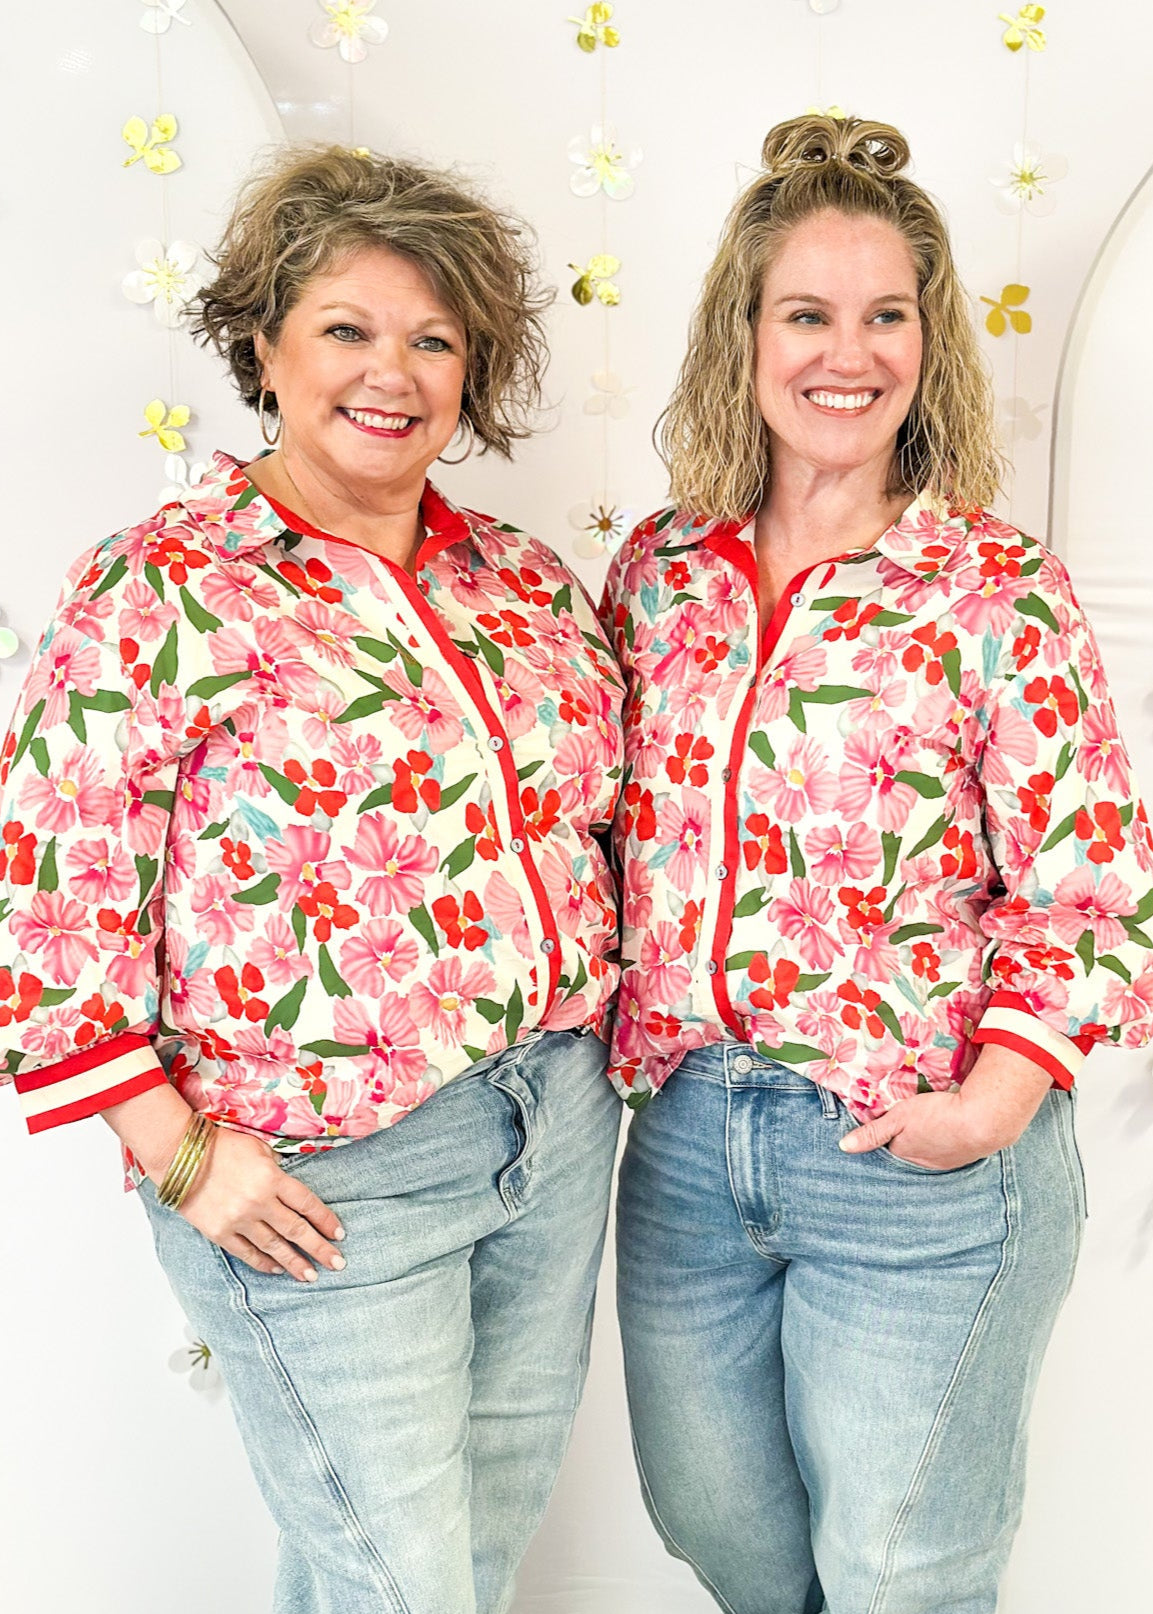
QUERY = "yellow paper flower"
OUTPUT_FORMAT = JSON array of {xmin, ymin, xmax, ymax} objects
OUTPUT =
[
  {"xmin": 999, "ymin": 6, "xmax": 1046, "ymax": 52},
  {"xmin": 121, "ymin": 114, "xmax": 182, "ymax": 175},
  {"xmin": 804, "ymin": 103, "xmax": 848, "ymax": 119},
  {"xmin": 980, "ymin": 284, "xmax": 1032, "ymax": 337},
  {"xmin": 139, "ymin": 399, "xmax": 192, "ymax": 452},
  {"xmin": 569, "ymin": 254, "xmax": 622, "ymax": 307},
  {"xmin": 571, "ymin": 4, "xmax": 620, "ymax": 52}
]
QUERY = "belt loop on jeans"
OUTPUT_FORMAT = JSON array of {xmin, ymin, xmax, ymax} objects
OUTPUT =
[{"xmin": 816, "ymin": 1082, "xmax": 839, "ymax": 1120}]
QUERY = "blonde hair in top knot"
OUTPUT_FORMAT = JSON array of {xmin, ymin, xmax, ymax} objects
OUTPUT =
[
  {"xmin": 760, "ymin": 115, "xmax": 910, "ymax": 182},
  {"xmin": 660, "ymin": 113, "xmax": 1001, "ymax": 520}
]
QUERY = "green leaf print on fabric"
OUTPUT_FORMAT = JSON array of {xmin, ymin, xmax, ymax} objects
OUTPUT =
[{"xmin": 265, "ymin": 977, "xmax": 308, "ymax": 1034}]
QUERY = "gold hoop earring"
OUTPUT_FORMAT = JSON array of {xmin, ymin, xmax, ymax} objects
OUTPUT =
[
  {"xmin": 258, "ymin": 387, "xmax": 282, "ymax": 447},
  {"xmin": 437, "ymin": 414, "xmax": 475, "ymax": 466}
]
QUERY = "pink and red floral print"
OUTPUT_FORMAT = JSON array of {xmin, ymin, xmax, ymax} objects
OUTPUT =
[
  {"xmin": 601, "ymin": 494, "xmax": 1153, "ymax": 1121},
  {"xmin": 0, "ymin": 454, "xmax": 623, "ymax": 1154}
]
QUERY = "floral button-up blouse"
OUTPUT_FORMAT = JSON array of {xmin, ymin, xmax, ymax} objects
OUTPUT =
[
  {"xmin": 0, "ymin": 453, "xmax": 623, "ymax": 1151},
  {"xmin": 601, "ymin": 494, "xmax": 1153, "ymax": 1120}
]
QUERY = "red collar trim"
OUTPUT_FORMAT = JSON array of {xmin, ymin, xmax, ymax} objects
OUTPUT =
[
  {"xmin": 702, "ymin": 521, "xmax": 757, "ymax": 595},
  {"xmin": 692, "ymin": 493, "xmax": 974, "ymax": 585},
  {"xmin": 262, "ymin": 479, "xmax": 473, "ymax": 570}
]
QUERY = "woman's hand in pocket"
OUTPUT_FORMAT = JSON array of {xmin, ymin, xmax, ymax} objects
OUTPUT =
[
  {"xmin": 103, "ymin": 1082, "xmax": 345, "ymax": 1281},
  {"xmin": 839, "ymin": 1046, "xmax": 1055, "ymax": 1171},
  {"xmin": 177, "ymin": 1127, "xmax": 346, "ymax": 1283}
]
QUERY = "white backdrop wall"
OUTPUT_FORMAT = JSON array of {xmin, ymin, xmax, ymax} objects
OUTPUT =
[{"xmin": 3, "ymin": 3, "xmax": 1153, "ymax": 1611}]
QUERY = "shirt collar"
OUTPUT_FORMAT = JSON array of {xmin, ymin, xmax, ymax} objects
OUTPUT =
[
  {"xmin": 689, "ymin": 489, "xmax": 974, "ymax": 586},
  {"xmin": 180, "ymin": 450, "xmax": 475, "ymax": 566}
]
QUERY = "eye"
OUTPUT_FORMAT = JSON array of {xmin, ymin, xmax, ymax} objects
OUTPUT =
[
  {"xmin": 872, "ymin": 309, "xmax": 908, "ymax": 325},
  {"xmin": 788, "ymin": 310, "xmax": 826, "ymax": 326},
  {"xmin": 326, "ymin": 323, "xmax": 363, "ymax": 342},
  {"xmin": 415, "ymin": 335, "xmax": 453, "ymax": 352}
]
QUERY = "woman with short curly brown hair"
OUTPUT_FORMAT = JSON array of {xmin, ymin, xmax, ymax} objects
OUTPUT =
[
  {"xmin": 197, "ymin": 143, "xmax": 549, "ymax": 458},
  {"xmin": 0, "ymin": 145, "xmax": 623, "ymax": 1614},
  {"xmin": 604, "ymin": 114, "xmax": 1153, "ymax": 1612}
]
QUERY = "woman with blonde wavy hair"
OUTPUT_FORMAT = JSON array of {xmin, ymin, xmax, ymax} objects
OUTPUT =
[{"xmin": 601, "ymin": 114, "xmax": 1153, "ymax": 1611}]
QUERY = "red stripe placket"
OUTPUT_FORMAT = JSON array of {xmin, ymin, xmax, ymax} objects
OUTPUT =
[
  {"xmin": 702, "ymin": 537, "xmax": 823, "ymax": 1036},
  {"xmin": 265, "ymin": 491, "xmax": 564, "ymax": 1017},
  {"xmin": 386, "ymin": 562, "xmax": 563, "ymax": 1013}
]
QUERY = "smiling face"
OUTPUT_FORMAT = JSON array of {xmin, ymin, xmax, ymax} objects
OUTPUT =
[
  {"xmin": 255, "ymin": 243, "xmax": 468, "ymax": 506},
  {"xmin": 753, "ymin": 208, "xmax": 923, "ymax": 487}
]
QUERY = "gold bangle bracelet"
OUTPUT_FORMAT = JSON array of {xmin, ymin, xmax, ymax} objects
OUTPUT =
[
  {"xmin": 158, "ymin": 1112, "xmax": 215, "ymax": 1210},
  {"xmin": 157, "ymin": 1115, "xmax": 203, "ymax": 1208},
  {"xmin": 174, "ymin": 1115, "xmax": 214, "ymax": 1205},
  {"xmin": 163, "ymin": 1116, "xmax": 213, "ymax": 1210}
]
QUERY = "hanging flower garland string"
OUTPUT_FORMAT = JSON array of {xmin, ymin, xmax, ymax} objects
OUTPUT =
[
  {"xmin": 566, "ymin": 7, "xmax": 636, "ymax": 560},
  {"xmin": 124, "ymin": 6, "xmax": 198, "ymax": 500},
  {"xmin": 987, "ymin": 6, "xmax": 1058, "ymax": 518},
  {"xmin": 310, "ymin": 1, "xmax": 389, "ymax": 149}
]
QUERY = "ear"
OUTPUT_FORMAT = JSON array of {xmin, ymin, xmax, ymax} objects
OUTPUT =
[{"xmin": 254, "ymin": 330, "xmax": 272, "ymax": 387}]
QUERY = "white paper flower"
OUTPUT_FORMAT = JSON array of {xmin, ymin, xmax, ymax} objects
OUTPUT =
[
  {"xmin": 159, "ymin": 453, "xmax": 209, "ymax": 504},
  {"xmin": 168, "ymin": 1327, "xmax": 223, "ymax": 1398},
  {"xmin": 792, "ymin": 0, "xmax": 841, "ymax": 12},
  {"xmin": 568, "ymin": 124, "xmax": 642, "ymax": 201},
  {"xmin": 990, "ymin": 143, "xmax": 1067, "ymax": 217},
  {"xmin": 122, "ymin": 239, "xmax": 205, "ymax": 328},
  {"xmin": 568, "ymin": 496, "xmax": 635, "ymax": 559},
  {"xmin": 583, "ymin": 371, "xmax": 633, "ymax": 419},
  {"xmin": 1000, "ymin": 396, "xmax": 1049, "ymax": 443},
  {"xmin": 309, "ymin": 0, "xmax": 388, "ymax": 63},
  {"xmin": 139, "ymin": 0, "xmax": 191, "ymax": 32}
]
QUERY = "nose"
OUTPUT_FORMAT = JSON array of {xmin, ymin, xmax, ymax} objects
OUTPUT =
[
  {"xmin": 362, "ymin": 337, "xmax": 419, "ymax": 399},
  {"xmin": 823, "ymin": 321, "xmax": 872, "ymax": 379}
]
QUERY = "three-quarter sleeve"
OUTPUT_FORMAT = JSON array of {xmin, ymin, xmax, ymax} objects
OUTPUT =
[
  {"xmin": 973, "ymin": 550, "xmax": 1153, "ymax": 1084},
  {"xmin": 1, "ymin": 538, "xmax": 208, "ymax": 1131}
]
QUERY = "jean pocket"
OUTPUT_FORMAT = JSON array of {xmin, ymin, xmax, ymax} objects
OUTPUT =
[
  {"xmin": 874, "ymin": 1142, "xmax": 995, "ymax": 1177},
  {"xmin": 838, "ymin": 1107, "xmax": 994, "ymax": 1178}
]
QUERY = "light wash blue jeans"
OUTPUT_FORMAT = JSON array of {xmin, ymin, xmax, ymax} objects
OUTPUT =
[
  {"xmin": 616, "ymin": 1044, "xmax": 1086, "ymax": 1614},
  {"xmin": 142, "ymin": 1029, "xmax": 620, "ymax": 1614}
]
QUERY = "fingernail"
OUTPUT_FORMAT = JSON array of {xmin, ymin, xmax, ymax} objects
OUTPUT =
[
  {"xmin": 838, "ymin": 1137, "xmax": 854, "ymax": 1151},
  {"xmin": 331, "ymin": 1254, "xmax": 346, "ymax": 1270},
  {"xmin": 334, "ymin": 1226, "xmax": 346, "ymax": 1240},
  {"xmin": 302, "ymin": 1268, "xmax": 318, "ymax": 1283}
]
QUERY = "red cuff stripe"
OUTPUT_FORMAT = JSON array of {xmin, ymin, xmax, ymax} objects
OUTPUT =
[
  {"xmin": 971, "ymin": 1026, "xmax": 1075, "ymax": 1090},
  {"xmin": 12, "ymin": 1032, "xmax": 154, "ymax": 1094},
  {"xmin": 24, "ymin": 1067, "xmax": 169, "ymax": 1134}
]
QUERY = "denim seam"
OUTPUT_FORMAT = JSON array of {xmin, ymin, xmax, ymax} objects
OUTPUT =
[
  {"xmin": 866, "ymin": 1146, "xmax": 1018, "ymax": 1614},
  {"xmin": 210, "ymin": 1242, "xmax": 413, "ymax": 1614},
  {"xmin": 724, "ymin": 1082, "xmax": 787, "ymax": 1262},
  {"xmin": 1053, "ymin": 1092, "xmax": 1089, "ymax": 1225},
  {"xmin": 488, "ymin": 1075, "xmax": 534, "ymax": 1215},
  {"xmin": 625, "ymin": 1414, "xmax": 741, "ymax": 1614}
]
